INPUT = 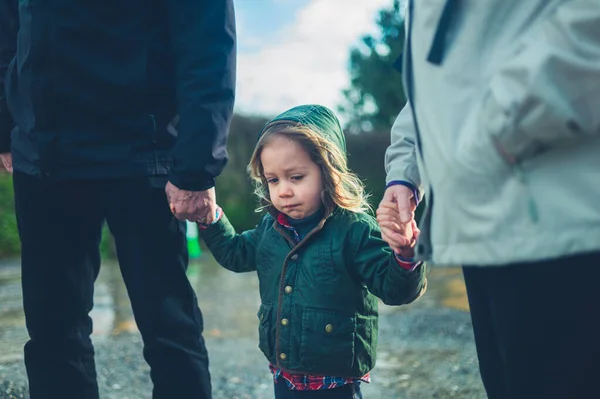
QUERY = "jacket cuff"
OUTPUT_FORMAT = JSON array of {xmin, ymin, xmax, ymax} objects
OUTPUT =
[
  {"xmin": 394, "ymin": 252, "xmax": 421, "ymax": 271},
  {"xmin": 198, "ymin": 211, "xmax": 236, "ymax": 252},
  {"xmin": 168, "ymin": 171, "xmax": 215, "ymax": 192},
  {"xmin": 386, "ymin": 180, "xmax": 421, "ymax": 206},
  {"xmin": 0, "ymin": 136, "xmax": 10, "ymax": 153},
  {"xmin": 0, "ymin": 124, "xmax": 11, "ymax": 153}
]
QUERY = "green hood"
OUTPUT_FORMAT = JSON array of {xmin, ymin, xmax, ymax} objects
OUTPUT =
[{"xmin": 259, "ymin": 104, "xmax": 346, "ymax": 157}]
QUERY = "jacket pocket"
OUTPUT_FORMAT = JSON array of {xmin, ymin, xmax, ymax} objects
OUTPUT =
[
  {"xmin": 257, "ymin": 302, "xmax": 274, "ymax": 360},
  {"xmin": 455, "ymin": 93, "xmax": 511, "ymax": 179},
  {"xmin": 300, "ymin": 308, "xmax": 356, "ymax": 373}
]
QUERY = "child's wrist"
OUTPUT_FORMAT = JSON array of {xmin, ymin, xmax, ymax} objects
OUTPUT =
[
  {"xmin": 394, "ymin": 250, "xmax": 415, "ymax": 262},
  {"xmin": 393, "ymin": 237, "xmax": 418, "ymax": 269},
  {"xmin": 394, "ymin": 252, "xmax": 420, "ymax": 271}
]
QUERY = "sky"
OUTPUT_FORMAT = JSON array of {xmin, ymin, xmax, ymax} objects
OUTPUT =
[{"xmin": 234, "ymin": 0, "xmax": 393, "ymax": 120}]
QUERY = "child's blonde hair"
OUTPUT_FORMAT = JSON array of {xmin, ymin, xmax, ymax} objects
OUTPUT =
[{"xmin": 248, "ymin": 123, "xmax": 371, "ymax": 215}]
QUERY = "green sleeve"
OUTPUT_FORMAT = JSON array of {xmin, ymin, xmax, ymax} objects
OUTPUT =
[
  {"xmin": 349, "ymin": 218, "xmax": 427, "ymax": 306},
  {"xmin": 200, "ymin": 213, "xmax": 268, "ymax": 273}
]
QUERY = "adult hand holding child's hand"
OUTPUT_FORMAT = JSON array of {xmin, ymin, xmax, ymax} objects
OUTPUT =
[
  {"xmin": 377, "ymin": 184, "xmax": 419, "ymax": 258},
  {"xmin": 165, "ymin": 181, "xmax": 218, "ymax": 224}
]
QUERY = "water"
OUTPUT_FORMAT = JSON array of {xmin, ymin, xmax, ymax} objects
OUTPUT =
[{"xmin": 0, "ymin": 255, "xmax": 468, "ymax": 360}]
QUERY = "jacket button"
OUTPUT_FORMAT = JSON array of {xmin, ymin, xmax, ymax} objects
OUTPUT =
[
  {"xmin": 290, "ymin": 254, "xmax": 298, "ymax": 261},
  {"xmin": 281, "ymin": 318, "xmax": 289, "ymax": 326},
  {"xmin": 279, "ymin": 353, "xmax": 287, "ymax": 360},
  {"xmin": 284, "ymin": 286, "xmax": 293, "ymax": 294},
  {"xmin": 325, "ymin": 324, "xmax": 334, "ymax": 333}
]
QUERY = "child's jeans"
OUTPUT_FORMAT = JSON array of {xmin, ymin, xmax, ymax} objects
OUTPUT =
[{"xmin": 273, "ymin": 376, "xmax": 363, "ymax": 399}]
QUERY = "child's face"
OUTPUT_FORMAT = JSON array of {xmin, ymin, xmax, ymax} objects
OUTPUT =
[{"xmin": 261, "ymin": 135, "xmax": 323, "ymax": 220}]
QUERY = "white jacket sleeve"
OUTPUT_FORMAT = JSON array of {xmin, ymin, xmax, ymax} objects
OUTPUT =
[
  {"xmin": 484, "ymin": 1, "xmax": 600, "ymax": 163},
  {"xmin": 385, "ymin": 102, "xmax": 422, "ymax": 190}
]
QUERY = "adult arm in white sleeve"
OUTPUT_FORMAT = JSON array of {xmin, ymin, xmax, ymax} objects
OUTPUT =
[{"xmin": 385, "ymin": 102, "xmax": 422, "ymax": 196}]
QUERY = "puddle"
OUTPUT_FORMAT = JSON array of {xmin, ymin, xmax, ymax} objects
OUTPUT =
[{"xmin": 0, "ymin": 255, "xmax": 469, "ymax": 361}]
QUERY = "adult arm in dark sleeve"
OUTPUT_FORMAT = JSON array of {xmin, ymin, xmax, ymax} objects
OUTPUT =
[
  {"xmin": 165, "ymin": 0, "xmax": 236, "ymax": 190},
  {"xmin": 0, "ymin": 0, "xmax": 18, "ymax": 153}
]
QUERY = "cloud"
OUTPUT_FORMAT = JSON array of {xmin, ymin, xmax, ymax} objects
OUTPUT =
[{"xmin": 235, "ymin": 0, "xmax": 391, "ymax": 119}]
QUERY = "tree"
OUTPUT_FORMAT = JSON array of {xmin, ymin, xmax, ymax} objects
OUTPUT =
[
  {"xmin": 215, "ymin": 113, "xmax": 270, "ymax": 231},
  {"xmin": 339, "ymin": 0, "xmax": 406, "ymax": 133}
]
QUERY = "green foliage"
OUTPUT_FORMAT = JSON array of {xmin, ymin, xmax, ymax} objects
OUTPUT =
[
  {"xmin": 100, "ymin": 223, "xmax": 117, "ymax": 259},
  {"xmin": 0, "ymin": 173, "xmax": 20, "ymax": 258},
  {"xmin": 339, "ymin": 0, "xmax": 406, "ymax": 133},
  {"xmin": 215, "ymin": 113, "xmax": 269, "ymax": 232}
]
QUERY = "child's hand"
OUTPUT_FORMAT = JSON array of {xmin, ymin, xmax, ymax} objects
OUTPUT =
[{"xmin": 376, "ymin": 201, "xmax": 414, "ymax": 253}]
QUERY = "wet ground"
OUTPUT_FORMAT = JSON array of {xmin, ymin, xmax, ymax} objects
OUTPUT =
[{"xmin": 0, "ymin": 250, "xmax": 485, "ymax": 399}]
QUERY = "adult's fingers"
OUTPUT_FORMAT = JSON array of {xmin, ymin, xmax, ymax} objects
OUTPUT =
[
  {"xmin": 201, "ymin": 202, "xmax": 218, "ymax": 224},
  {"xmin": 381, "ymin": 231, "xmax": 405, "ymax": 253},
  {"xmin": 0, "ymin": 153, "xmax": 13, "ymax": 173},
  {"xmin": 193, "ymin": 187, "xmax": 217, "ymax": 224},
  {"xmin": 170, "ymin": 199, "xmax": 201, "ymax": 222},
  {"xmin": 187, "ymin": 202, "xmax": 208, "ymax": 223},
  {"xmin": 377, "ymin": 201, "xmax": 400, "ymax": 215},
  {"xmin": 190, "ymin": 202, "xmax": 214, "ymax": 224},
  {"xmin": 376, "ymin": 212, "xmax": 402, "ymax": 226},
  {"xmin": 411, "ymin": 219, "xmax": 421, "ymax": 242},
  {"xmin": 380, "ymin": 222, "xmax": 411, "ymax": 247},
  {"xmin": 377, "ymin": 217, "xmax": 403, "ymax": 233},
  {"xmin": 169, "ymin": 203, "xmax": 190, "ymax": 221}
]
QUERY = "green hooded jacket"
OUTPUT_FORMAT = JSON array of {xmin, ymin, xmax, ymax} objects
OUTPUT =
[{"xmin": 201, "ymin": 104, "xmax": 427, "ymax": 377}]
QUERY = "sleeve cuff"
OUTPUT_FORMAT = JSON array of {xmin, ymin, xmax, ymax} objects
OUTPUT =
[
  {"xmin": 0, "ymin": 129, "xmax": 11, "ymax": 153},
  {"xmin": 394, "ymin": 252, "xmax": 421, "ymax": 271},
  {"xmin": 168, "ymin": 172, "xmax": 215, "ymax": 192},
  {"xmin": 386, "ymin": 180, "xmax": 421, "ymax": 206}
]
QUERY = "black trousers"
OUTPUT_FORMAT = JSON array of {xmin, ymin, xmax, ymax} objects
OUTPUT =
[
  {"xmin": 463, "ymin": 252, "xmax": 600, "ymax": 399},
  {"xmin": 273, "ymin": 376, "xmax": 362, "ymax": 399},
  {"xmin": 13, "ymin": 172, "xmax": 212, "ymax": 399}
]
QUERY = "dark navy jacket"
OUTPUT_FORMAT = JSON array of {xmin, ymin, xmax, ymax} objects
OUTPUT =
[{"xmin": 0, "ymin": 0, "xmax": 236, "ymax": 190}]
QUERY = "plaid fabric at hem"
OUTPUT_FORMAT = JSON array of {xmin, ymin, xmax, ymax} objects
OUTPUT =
[{"xmin": 269, "ymin": 364, "xmax": 370, "ymax": 391}]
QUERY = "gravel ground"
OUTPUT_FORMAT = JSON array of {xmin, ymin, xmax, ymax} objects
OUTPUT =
[{"xmin": 0, "ymin": 258, "xmax": 486, "ymax": 399}]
